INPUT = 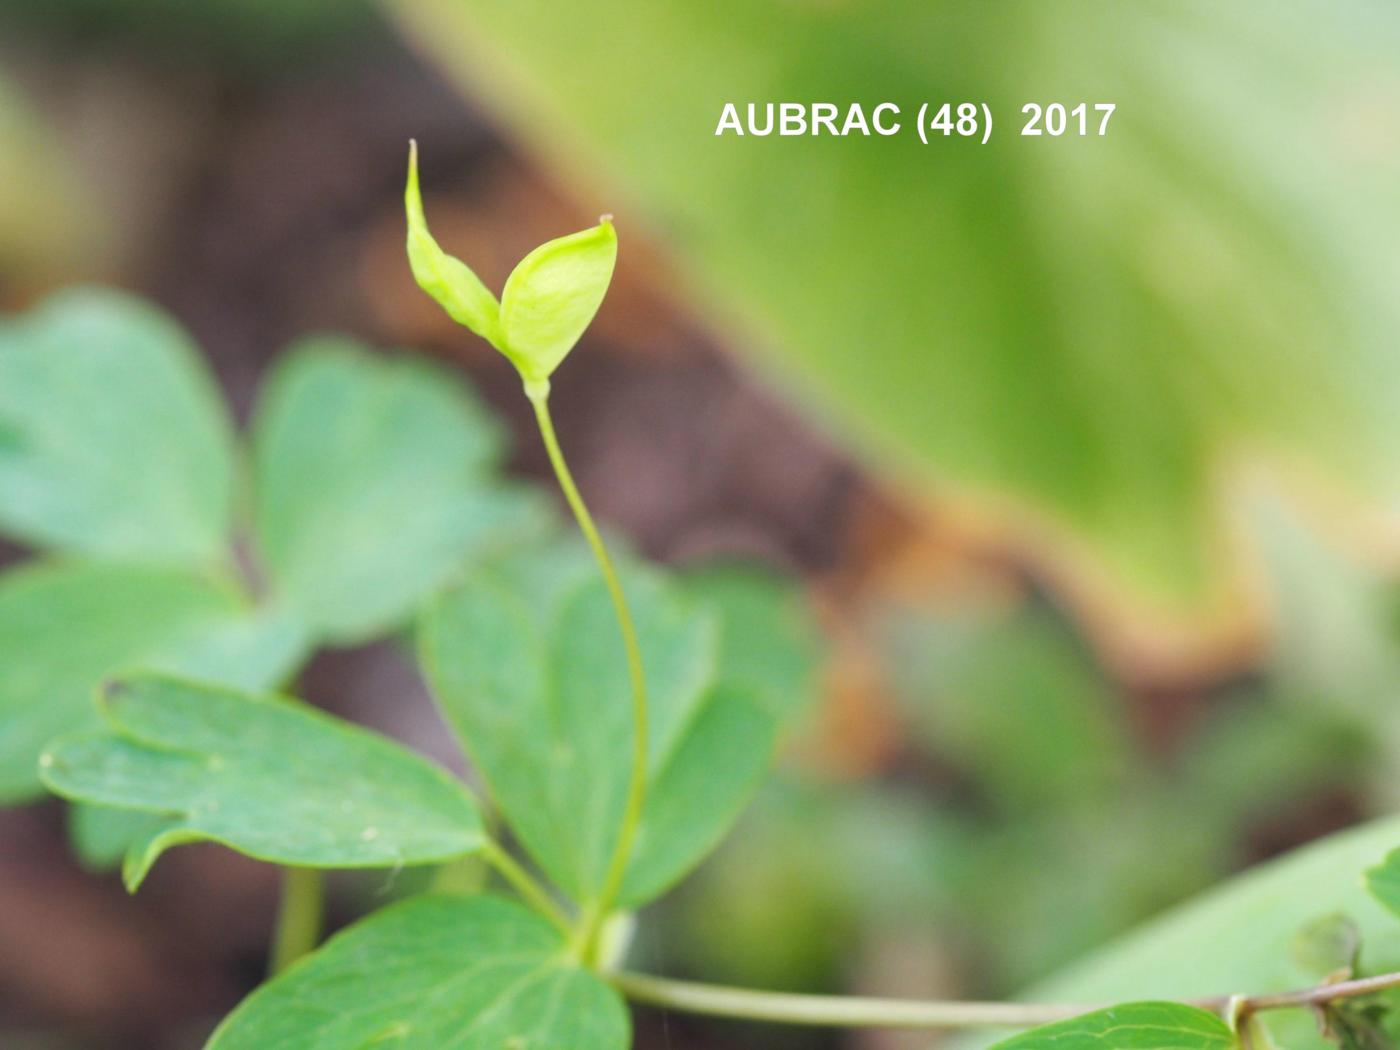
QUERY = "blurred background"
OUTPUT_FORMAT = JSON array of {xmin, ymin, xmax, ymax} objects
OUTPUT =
[{"xmin": 3, "ymin": 2, "xmax": 1400, "ymax": 1048}]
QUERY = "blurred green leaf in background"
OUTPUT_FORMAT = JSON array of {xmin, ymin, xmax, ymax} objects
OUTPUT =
[{"xmin": 384, "ymin": 0, "xmax": 1400, "ymax": 631}]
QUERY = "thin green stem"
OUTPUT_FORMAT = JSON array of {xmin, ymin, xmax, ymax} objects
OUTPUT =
[
  {"xmin": 529, "ymin": 390, "xmax": 648, "ymax": 959},
  {"xmin": 269, "ymin": 866, "xmax": 323, "ymax": 975},
  {"xmin": 609, "ymin": 973, "xmax": 1093, "ymax": 1030},
  {"xmin": 608, "ymin": 968, "xmax": 1400, "ymax": 1033},
  {"xmin": 482, "ymin": 841, "xmax": 573, "ymax": 937}
]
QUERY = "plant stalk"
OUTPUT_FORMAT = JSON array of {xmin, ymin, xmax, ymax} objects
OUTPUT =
[
  {"xmin": 269, "ymin": 866, "xmax": 323, "ymax": 974},
  {"xmin": 610, "ymin": 973, "xmax": 1093, "ymax": 1029},
  {"xmin": 528, "ymin": 389, "xmax": 648, "ymax": 959},
  {"xmin": 608, "ymin": 969, "xmax": 1400, "ymax": 1033}
]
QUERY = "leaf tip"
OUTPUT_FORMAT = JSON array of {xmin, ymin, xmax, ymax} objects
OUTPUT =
[{"xmin": 121, "ymin": 846, "xmax": 155, "ymax": 893}]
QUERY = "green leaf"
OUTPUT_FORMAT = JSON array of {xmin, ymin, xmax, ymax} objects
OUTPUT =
[
  {"xmin": 682, "ymin": 563, "xmax": 820, "ymax": 723},
  {"xmin": 987, "ymin": 1003, "xmax": 1236, "ymax": 1050},
  {"xmin": 68, "ymin": 804, "xmax": 171, "ymax": 871},
  {"xmin": 422, "ymin": 559, "xmax": 738, "ymax": 905},
  {"xmin": 0, "ymin": 560, "xmax": 301, "ymax": 802},
  {"xmin": 39, "ymin": 674, "xmax": 485, "ymax": 889},
  {"xmin": 620, "ymin": 564, "xmax": 822, "ymax": 902},
  {"xmin": 388, "ymin": 0, "xmax": 1400, "ymax": 616},
  {"xmin": 1364, "ymin": 847, "xmax": 1400, "ymax": 920},
  {"xmin": 207, "ymin": 894, "xmax": 629, "ymax": 1049},
  {"xmin": 251, "ymin": 338, "xmax": 550, "ymax": 644},
  {"xmin": 405, "ymin": 140, "xmax": 503, "ymax": 347},
  {"xmin": 0, "ymin": 288, "xmax": 235, "ymax": 564},
  {"xmin": 499, "ymin": 217, "xmax": 616, "ymax": 390},
  {"xmin": 61, "ymin": 603, "xmax": 311, "ymax": 869},
  {"xmin": 956, "ymin": 815, "xmax": 1400, "ymax": 1050},
  {"xmin": 621, "ymin": 681, "xmax": 776, "ymax": 903}
]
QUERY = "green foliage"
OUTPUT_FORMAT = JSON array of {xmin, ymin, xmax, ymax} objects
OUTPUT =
[
  {"xmin": 889, "ymin": 607, "xmax": 1129, "ymax": 814},
  {"xmin": 986, "ymin": 1003, "xmax": 1237, "ymax": 1050},
  {"xmin": 14, "ymin": 190, "xmax": 1389, "ymax": 1049},
  {"xmin": 251, "ymin": 338, "xmax": 548, "ymax": 643},
  {"xmin": 421, "ymin": 551, "xmax": 810, "ymax": 908},
  {"xmin": 68, "ymin": 804, "xmax": 169, "ymax": 871},
  {"xmin": 1364, "ymin": 849, "xmax": 1400, "ymax": 920},
  {"xmin": 5, "ymin": 265, "xmax": 827, "ymax": 1046},
  {"xmin": 871, "ymin": 575, "xmax": 1380, "ymax": 988},
  {"xmin": 208, "ymin": 895, "xmax": 629, "ymax": 1049},
  {"xmin": 40, "ymin": 675, "xmax": 486, "ymax": 888},
  {"xmin": 406, "ymin": 143, "xmax": 616, "ymax": 396},
  {"xmin": 959, "ymin": 815, "xmax": 1400, "ymax": 1050},
  {"xmin": 0, "ymin": 286, "xmax": 531, "ymax": 831},
  {"xmin": 0, "ymin": 288, "xmax": 235, "ymax": 564},
  {"xmin": 387, "ymin": 0, "xmax": 1400, "ymax": 614},
  {"xmin": 0, "ymin": 560, "xmax": 301, "ymax": 802}
]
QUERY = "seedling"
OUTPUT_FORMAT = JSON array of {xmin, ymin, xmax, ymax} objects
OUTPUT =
[{"xmin": 1, "ymin": 145, "xmax": 1399, "ymax": 1048}]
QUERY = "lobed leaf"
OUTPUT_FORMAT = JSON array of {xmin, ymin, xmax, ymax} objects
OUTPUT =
[
  {"xmin": 0, "ymin": 288, "xmax": 234, "ymax": 565},
  {"xmin": 422, "ymin": 543, "xmax": 818, "ymax": 908},
  {"xmin": 207, "ymin": 894, "xmax": 629, "ymax": 1050},
  {"xmin": 39, "ymin": 674, "xmax": 485, "ymax": 888},
  {"xmin": 421, "ymin": 564, "xmax": 717, "ymax": 905},
  {"xmin": 68, "ymin": 804, "xmax": 171, "ymax": 871},
  {"xmin": 986, "ymin": 1003, "xmax": 1236, "ymax": 1050},
  {"xmin": 0, "ymin": 560, "xmax": 304, "ymax": 803},
  {"xmin": 251, "ymin": 338, "xmax": 549, "ymax": 644}
]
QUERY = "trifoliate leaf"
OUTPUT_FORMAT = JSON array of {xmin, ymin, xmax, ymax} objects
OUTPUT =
[{"xmin": 421, "ymin": 562, "xmax": 730, "ymax": 906}]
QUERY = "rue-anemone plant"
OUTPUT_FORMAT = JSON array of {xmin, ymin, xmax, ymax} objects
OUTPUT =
[{"xmin": 5, "ymin": 142, "xmax": 1400, "ymax": 1048}]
